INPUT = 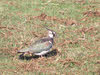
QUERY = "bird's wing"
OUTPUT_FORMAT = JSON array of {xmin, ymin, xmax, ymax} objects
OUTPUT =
[
  {"xmin": 34, "ymin": 37, "xmax": 48, "ymax": 43},
  {"xmin": 30, "ymin": 37, "xmax": 49, "ymax": 46},
  {"xmin": 18, "ymin": 37, "xmax": 52, "ymax": 53},
  {"xmin": 29, "ymin": 40, "xmax": 52, "ymax": 53},
  {"xmin": 18, "ymin": 47, "xmax": 30, "ymax": 53}
]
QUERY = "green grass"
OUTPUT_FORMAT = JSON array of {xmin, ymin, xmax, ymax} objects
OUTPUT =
[{"xmin": 0, "ymin": 0, "xmax": 100, "ymax": 74}]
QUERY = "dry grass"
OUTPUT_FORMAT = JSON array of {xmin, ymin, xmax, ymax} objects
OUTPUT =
[{"xmin": 0, "ymin": 0, "xmax": 100, "ymax": 75}]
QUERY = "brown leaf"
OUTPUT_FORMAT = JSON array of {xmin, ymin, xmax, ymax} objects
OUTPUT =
[
  {"xmin": 83, "ymin": 10, "xmax": 100, "ymax": 17},
  {"xmin": 65, "ymin": 19, "xmax": 78, "ymax": 26},
  {"xmin": 32, "ymin": 13, "xmax": 79, "ymax": 25}
]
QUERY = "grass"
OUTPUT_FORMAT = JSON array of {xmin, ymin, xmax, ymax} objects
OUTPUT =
[{"xmin": 0, "ymin": 0, "xmax": 100, "ymax": 74}]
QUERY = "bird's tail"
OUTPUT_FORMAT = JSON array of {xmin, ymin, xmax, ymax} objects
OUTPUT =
[{"xmin": 17, "ymin": 48, "xmax": 30, "ymax": 53}]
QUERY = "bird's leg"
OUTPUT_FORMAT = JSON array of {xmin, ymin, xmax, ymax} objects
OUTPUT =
[
  {"xmin": 40, "ymin": 55, "xmax": 44, "ymax": 59},
  {"xmin": 28, "ymin": 51, "xmax": 32, "ymax": 56},
  {"xmin": 32, "ymin": 53, "xmax": 34, "ymax": 57},
  {"xmin": 40, "ymin": 55, "xmax": 43, "ymax": 57}
]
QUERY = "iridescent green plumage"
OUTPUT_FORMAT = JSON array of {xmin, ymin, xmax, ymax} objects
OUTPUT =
[{"xmin": 18, "ymin": 39, "xmax": 52, "ymax": 53}]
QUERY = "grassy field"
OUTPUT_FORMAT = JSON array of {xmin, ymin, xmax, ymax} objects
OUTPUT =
[{"xmin": 0, "ymin": 0, "xmax": 100, "ymax": 74}]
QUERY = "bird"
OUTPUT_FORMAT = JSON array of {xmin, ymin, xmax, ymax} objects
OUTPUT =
[{"xmin": 17, "ymin": 28, "xmax": 56, "ymax": 57}]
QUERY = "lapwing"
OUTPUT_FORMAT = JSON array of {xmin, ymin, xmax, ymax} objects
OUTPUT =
[{"xmin": 18, "ymin": 28, "xmax": 56, "ymax": 57}]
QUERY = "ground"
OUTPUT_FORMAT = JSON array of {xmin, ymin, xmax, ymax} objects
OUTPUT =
[{"xmin": 0, "ymin": 0, "xmax": 100, "ymax": 75}]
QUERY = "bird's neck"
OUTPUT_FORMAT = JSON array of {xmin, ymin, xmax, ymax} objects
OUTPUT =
[
  {"xmin": 49, "ymin": 38, "xmax": 54, "ymax": 44},
  {"xmin": 48, "ymin": 34, "xmax": 54, "ymax": 38}
]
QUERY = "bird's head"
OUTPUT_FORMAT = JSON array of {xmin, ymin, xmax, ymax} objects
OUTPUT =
[{"xmin": 46, "ymin": 28, "xmax": 56, "ymax": 38}]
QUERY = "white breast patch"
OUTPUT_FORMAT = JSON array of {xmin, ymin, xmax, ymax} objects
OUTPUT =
[
  {"xmin": 34, "ymin": 50, "xmax": 50, "ymax": 55},
  {"xmin": 49, "ymin": 41, "xmax": 52, "ymax": 44}
]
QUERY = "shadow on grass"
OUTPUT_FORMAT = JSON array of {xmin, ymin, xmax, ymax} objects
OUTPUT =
[{"xmin": 19, "ymin": 49, "xmax": 58, "ymax": 60}]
